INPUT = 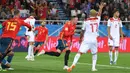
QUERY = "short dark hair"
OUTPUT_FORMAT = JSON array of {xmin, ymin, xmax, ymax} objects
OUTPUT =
[
  {"xmin": 14, "ymin": 10, "xmax": 20, "ymax": 15},
  {"xmin": 113, "ymin": 9, "xmax": 119, "ymax": 14},
  {"xmin": 71, "ymin": 16, "xmax": 78, "ymax": 19}
]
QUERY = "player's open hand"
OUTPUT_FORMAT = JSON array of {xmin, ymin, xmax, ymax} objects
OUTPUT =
[{"xmin": 99, "ymin": 2, "xmax": 105, "ymax": 9}]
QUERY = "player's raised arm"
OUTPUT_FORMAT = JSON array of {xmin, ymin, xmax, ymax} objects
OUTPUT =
[{"xmin": 98, "ymin": 2, "xmax": 105, "ymax": 16}]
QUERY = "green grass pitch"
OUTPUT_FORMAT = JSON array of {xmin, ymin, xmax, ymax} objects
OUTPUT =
[{"xmin": 4, "ymin": 52, "xmax": 130, "ymax": 73}]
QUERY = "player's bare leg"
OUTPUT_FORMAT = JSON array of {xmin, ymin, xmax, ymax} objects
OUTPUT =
[
  {"xmin": 34, "ymin": 45, "xmax": 41, "ymax": 56},
  {"xmin": 37, "ymin": 49, "xmax": 61, "ymax": 57},
  {"xmin": 67, "ymin": 52, "xmax": 82, "ymax": 72},
  {"xmin": 113, "ymin": 47, "xmax": 118, "ymax": 65},
  {"xmin": 109, "ymin": 46, "xmax": 113, "ymax": 65}
]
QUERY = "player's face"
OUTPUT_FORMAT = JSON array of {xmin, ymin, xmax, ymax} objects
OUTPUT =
[
  {"xmin": 115, "ymin": 11, "xmax": 120, "ymax": 17},
  {"xmin": 73, "ymin": 17, "xmax": 78, "ymax": 24},
  {"xmin": 41, "ymin": 23, "xmax": 45, "ymax": 27},
  {"xmin": 17, "ymin": 13, "xmax": 20, "ymax": 17}
]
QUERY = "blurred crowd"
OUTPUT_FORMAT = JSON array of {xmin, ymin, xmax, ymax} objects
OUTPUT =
[
  {"xmin": 0, "ymin": 0, "xmax": 130, "ymax": 29},
  {"xmin": 61, "ymin": 0, "xmax": 130, "ymax": 30},
  {"xmin": 0, "ymin": 0, "xmax": 59, "ymax": 20},
  {"xmin": 61, "ymin": 0, "xmax": 130, "ymax": 20}
]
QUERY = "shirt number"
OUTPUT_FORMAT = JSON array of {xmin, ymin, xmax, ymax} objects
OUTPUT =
[
  {"xmin": 90, "ymin": 23, "xmax": 98, "ymax": 32},
  {"xmin": 7, "ymin": 22, "xmax": 17, "ymax": 31}
]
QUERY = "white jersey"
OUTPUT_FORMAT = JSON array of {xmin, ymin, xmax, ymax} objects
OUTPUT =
[
  {"xmin": 24, "ymin": 16, "xmax": 36, "ymax": 35},
  {"xmin": 107, "ymin": 17, "xmax": 122, "ymax": 47},
  {"xmin": 24, "ymin": 16, "xmax": 35, "ymax": 42},
  {"xmin": 107, "ymin": 17, "xmax": 122, "ymax": 38},
  {"xmin": 82, "ymin": 16, "xmax": 101, "ymax": 43}
]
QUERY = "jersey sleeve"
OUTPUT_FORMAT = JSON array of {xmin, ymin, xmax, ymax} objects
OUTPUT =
[
  {"xmin": 21, "ymin": 20, "xmax": 32, "ymax": 31},
  {"xmin": 46, "ymin": 28, "xmax": 48, "ymax": 35},
  {"xmin": 30, "ymin": 19, "xmax": 36, "ymax": 28},
  {"xmin": 2, "ymin": 20, "xmax": 7, "ymax": 27},
  {"xmin": 107, "ymin": 19, "xmax": 111, "ymax": 27}
]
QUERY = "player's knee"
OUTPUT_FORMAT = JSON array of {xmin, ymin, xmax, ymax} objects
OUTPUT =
[
  {"xmin": 66, "ymin": 50, "xmax": 70, "ymax": 54},
  {"xmin": 109, "ymin": 46, "xmax": 113, "ymax": 51},
  {"xmin": 92, "ymin": 53, "xmax": 97, "ymax": 60},
  {"xmin": 65, "ymin": 47, "xmax": 69, "ymax": 50},
  {"xmin": 8, "ymin": 52, "xmax": 14, "ymax": 56},
  {"xmin": 55, "ymin": 52, "xmax": 61, "ymax": 57},
  {"xmin": 115, "ymin": 47, "xmax": 118, "ymax": 50}
]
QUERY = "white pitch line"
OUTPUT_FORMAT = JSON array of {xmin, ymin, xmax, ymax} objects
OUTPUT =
[{"xmin": 76, "ymin": 62, "xmax": 130, "ymax": 70}]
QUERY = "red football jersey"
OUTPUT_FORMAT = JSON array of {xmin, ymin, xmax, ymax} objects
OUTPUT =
[
  {"xmin": 1, "ymin": 17, "xmax": 31, "ymax": 39},
  {"xmin": 59, "ymin": 21, "xmax": 76, "ymax": 42},
  {"xmin": 35, "ymin": 26, "xmax": 48, "ymax": 42}
]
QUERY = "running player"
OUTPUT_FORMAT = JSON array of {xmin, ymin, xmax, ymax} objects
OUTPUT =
[
  {"xmin": 67, "ymin": 3, "xmax": 104, "ymax": 72},
  {"xmin": 24, "ymin": 14, "xmax": 36, "ymax": 61},
  {"xmin": 33, "ymin": 21, "xmax": 48, "ymax": 56},
  {"xmin": 108, "ymin": 10, "xmax": 123, "ymax": 65},
  {"xmin": 0, "ymin": 10, "xmax": 31, "ymax": 70},
  {"xmin": 37, "ymin": 16, "xmax": 78, "ymax": 70}
]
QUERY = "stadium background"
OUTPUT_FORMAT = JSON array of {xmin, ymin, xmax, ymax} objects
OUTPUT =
[
  {"xmin": 0, "ymin": 0, "xmax": 130, "ymax": 73},
  {"xmin": 0, "ymin": 0, "xmax": 130, "ymax": 52}
]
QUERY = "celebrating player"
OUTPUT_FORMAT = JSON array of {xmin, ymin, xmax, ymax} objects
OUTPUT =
[
  {"xmin": 108, "ymin": 10, "xmax": 123, "ymax": 65},
  {"xmin": 33, "ymin": 21, "xmax": 48, "ymax": 56},
  {"xmin": 0, "ymin": 10, "xmax": 31, "ymax": 70},
  {"xmin": 67, "ymin": 3, "xmax": 104, "ymax": 72},
  {"xmin": 24, "ymin": 14, "xmax": 36, "ymax": 61},
  {"xmin": 37, "ymin": 16, "xmax": 78, "ymax": 70}
]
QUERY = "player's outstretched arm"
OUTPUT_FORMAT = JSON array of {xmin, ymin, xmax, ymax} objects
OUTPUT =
[
  {"xmin": 22, "ymin": 20, "xmax": 32, "ymax": 31},
  {"xmin": 98, "ymin": 2, "xmax": 105, "ymax": 16}
]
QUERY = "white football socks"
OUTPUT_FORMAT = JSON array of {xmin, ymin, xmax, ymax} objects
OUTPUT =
[
  {"xmin": 114, "ymin": 50, "xmax": 118, "ymax": 63},
  {"xmin": 72, "ymin": 53, "xmax": 81, "ymax": 66},
  {"xmin": 109, "ymin": 51, "xmax": 113, "ymax": 62},
  {"xmin": 92, "ymin": 54, "xmax": 97, "ymax": 69}
]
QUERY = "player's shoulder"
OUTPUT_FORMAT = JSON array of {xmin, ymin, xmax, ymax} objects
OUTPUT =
[
  {"xmin": 44, "ymin": 27, "xmax": 48, "ymax": 30},
  {"xmin": 109, "ymin": 17, "xmax": 121, "ymax": 21},
  {"xmin": 118, "ymin": 18, "xmax": 121, "ymax": 21},
  {"xmin": 14, "ymin": 17, "xmax": 23, "ymax": 22},
  {"xmin": 109, "ymin": 18, "xmax": 114, "ymax": 21},
  {"xmin": 65, "ymin": 21, "xmax": 71, "ymax": 25},
  {"xmin": 87, "ymin": 17, "xmax": 98, "ymax": 21}
]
